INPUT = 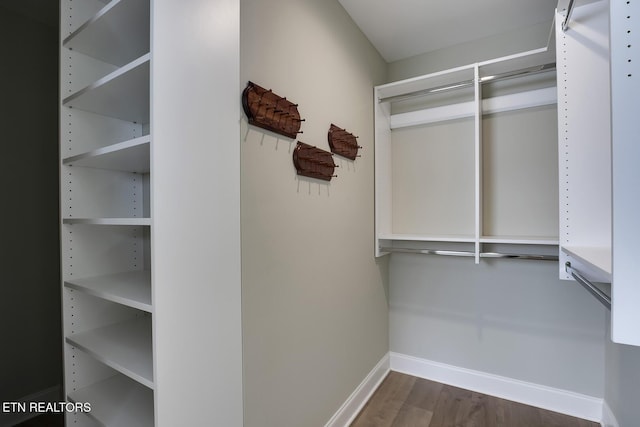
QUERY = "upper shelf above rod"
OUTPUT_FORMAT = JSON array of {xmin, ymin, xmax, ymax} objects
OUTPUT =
[{"xmin": 379, "ymin": 62, "xmax": 556, "ymax": 104}]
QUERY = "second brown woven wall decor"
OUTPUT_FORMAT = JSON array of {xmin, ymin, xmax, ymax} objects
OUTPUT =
[
  {"xmin": 292, "ymin": 142, "xmax": 338, "ymax": 182},
  {"xmin": 242, "ymin": 81, "xmax": 304, "ymax": 139},
  {"xmin": 327, "ymin": 123, "xmax": 361, "ymax": 160}
]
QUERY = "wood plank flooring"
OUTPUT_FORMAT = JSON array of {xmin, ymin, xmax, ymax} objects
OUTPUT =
[{"xmin": 350, "ymin": 372, "xmax": 599, "ymax": 427}]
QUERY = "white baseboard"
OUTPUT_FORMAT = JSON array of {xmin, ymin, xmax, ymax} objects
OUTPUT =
[
  {"xmin": 324, "ymin": 353, "xmax": 390, "ymax": 427},
  {"xmin": 0, "ymin": 384, "xmax": 62, "ymax": 427},
  {"xmin": 601, "ymin": 400, "xmax": 619, "ymax": 427},
  {"xmin": 390, "ymin": 352, "xmax": 603, "ymax": 423}
]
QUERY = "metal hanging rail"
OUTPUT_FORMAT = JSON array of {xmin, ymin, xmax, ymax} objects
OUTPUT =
[
  {"xmin": 565, "ymin": 262, "xmax": 611, "ymax": 310},
  {"xmin": 378, "ymin": 62, "xmax": 556, "ymax": 104},
  {"xmin": 562, "ymin": 0, "xmax": 577, "ymax": 32},
  {"xmin": 380, "ymin": 247, "xmax": 558, "ymax": 261}
]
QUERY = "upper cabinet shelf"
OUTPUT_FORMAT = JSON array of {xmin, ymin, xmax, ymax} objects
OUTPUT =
[
  {"xmin": 63, "ymin": 54, "xmax": 150, "ymax": 123},
  {"xmin": 63, "ymin": 0, "xmax": 150, "ymax": 67}
]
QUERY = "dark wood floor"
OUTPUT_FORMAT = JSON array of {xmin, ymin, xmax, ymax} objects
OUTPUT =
[{"xmin": 351, "ymin": 372, "xmax": 599, "ymax": 427}]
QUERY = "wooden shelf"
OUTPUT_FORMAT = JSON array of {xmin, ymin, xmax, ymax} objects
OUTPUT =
[
  {"xmin": 63, "ymin": 54, "xmax": 150, "ymax": 123},
  {"xmin": 68, "ymin": 374, "xmax": 153, "ymax": 427},
  {"xmin": 63, "ymin": 135, "xmax": 150, "ymax": 173},
  {"xmin": 562, "ymin": 246, "xmax": 612, "ymax": 278},
  {"xmin": 63, "ymin": 218, "xmax": 151, "ymax": 226},
  {"xmin": 66, "ymin": 317, "xmax": 153, "ymax": 389},
  {"xmin": 65, "ymin": 271, "xmax": 152, "ymax": 313}
]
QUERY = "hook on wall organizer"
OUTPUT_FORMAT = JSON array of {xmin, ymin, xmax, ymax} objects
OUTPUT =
[
  {"xmin": 327, "ymin": 123, "xmax": 361, "ymax": 160},
  {"xmin": 293, "ymin": 141, "xmax": 338, "ymax": 181},
  {"xmin": 242, "ymin": 81, "xmax": 305, "ymax": 139}
]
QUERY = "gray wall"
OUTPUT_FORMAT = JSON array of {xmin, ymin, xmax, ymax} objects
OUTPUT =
[
  {"xmin": 388, "ymin": 21, "xmax": 553, "ymax": 81},
  {"xmin": 240, "ymin": 1, "xmax": 389, "ymax": 426},
  {"xmin": 0, "ymin": 2, "xmax": 61, "ymax": 408},
  {"xmin": 605, "ymin": 316, "xmax": 640, "ymax": 426},
  {"xmin": 386, "ymin": 22, "xmax": 607, "ymax": 398},
  {"xmin": 390, "ymin": 255, "xmax": 606, "ymax": 396}
]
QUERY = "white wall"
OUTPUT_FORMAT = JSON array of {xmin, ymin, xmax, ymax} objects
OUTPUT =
[
  {"xmin": 240, "ymin": 1, "xmax": 389, "ymax": 426},
  {"xmin": 386, "ymin": 25, "xmax": 607, "ymax": 399},
  {"xmin": 0, "ymin": 3, "xmax": 62, "ymax": 410}
]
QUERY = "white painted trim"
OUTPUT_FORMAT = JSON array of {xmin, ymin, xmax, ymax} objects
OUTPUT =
[
  {"xmin": 601, "ymin": 400, "xmax": 619, "ymax": 427},
  {"xmin": 390, "ymin": 352, "xmax": 603, "ymax": 423},
  {"xmin": 324, "ymin": 353, "xmax": 390, "ymax": 427},
  {"xmin": 0, "ymin": 385, "xmax": 62, "ymax": 427}
]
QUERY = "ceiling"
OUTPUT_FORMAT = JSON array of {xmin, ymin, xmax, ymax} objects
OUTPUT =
[{"xmin": 338, "ymin": 0, "xmax": 558, "ymax": 62}]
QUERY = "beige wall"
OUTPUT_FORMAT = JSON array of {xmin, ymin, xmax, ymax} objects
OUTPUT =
[{"xmin": 240, "ymin": 1, "xmax": 388, "ymax": 426}]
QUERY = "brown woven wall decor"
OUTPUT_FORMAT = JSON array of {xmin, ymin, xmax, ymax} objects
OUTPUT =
[
  {"xmin": 292, "ymin": 142, "xmax": 338, "ymax": 181},
  {"xmin": 242, "ymin": 81, "xmax": 304, "ymax": 139},
  {"xmin": 327, "ymin": 123, "xmax": 361, "ymax": 160}
]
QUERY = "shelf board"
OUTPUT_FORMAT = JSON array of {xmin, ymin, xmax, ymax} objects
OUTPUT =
[
  {"xmin": 63, "ymin": 218, "xmax": 151, "ymax": 226},
  {"xmin": 376, "ymin": 64, "xmax": 476, "ymax": 102},
  {"xmin": 478, "ymin": 46, "xmax": 556, "ymax": 80},
  {"xmin": 63, "ymin": 0, "xmax": 150, "ymax": 67},
  {"xmin": 63, "ymin": 54, "xmax": 150, "ymax": 123},
  {"xmin": 480, "ymin": 236, "xmax": 559, "ymax": 245},
  {"xmin": 378, "ymin": 233, "xmax": 476, "ymax": 243},
  {"xmin": 562, "ymin": 245, "xmax": 612, "ymax": 278},
  {"xmin": 63, "ymin": 135, "xmax": 150, "ymax": 173},
  {"xmin": 390, "ymin": 87, "xmax": 557, "ymax": 129},
  {"xmin": 66, "ymin": 317, "xmax": 153, "ymax": 389},
  {"xmin": 68, "ymin": 374, "xmax": 153, "ymax": 427},
  {"xmin": 65, "ymin": 271, "xmax": 152, "ymax": 313}
]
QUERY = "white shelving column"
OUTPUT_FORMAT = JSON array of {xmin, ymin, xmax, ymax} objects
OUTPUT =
[
  {"xmin": 556, "ymin": 0, "xmax": 612, "ymax": 283},
  {"xmin": 60, "ymin": 0, "xmax": 153, "ymax": 425},
  {"xmin": 610, "ymin": 0, "xmax": 640, "ymax": 346},
  {"xmin": 61, "ymin": 0, "xmax": 243, "ymax": 425},
  {"xmin": 151, "ymin": 0, "xmax": 243, "ymax": 426}
]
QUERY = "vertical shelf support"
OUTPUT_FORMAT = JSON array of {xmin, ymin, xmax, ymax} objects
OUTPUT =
[{"xmin": 474, "ymin": 64, "xmax": 482, "ymax": 264}]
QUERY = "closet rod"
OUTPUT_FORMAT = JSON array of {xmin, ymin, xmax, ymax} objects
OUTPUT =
[
  {"xmin": 562, "ymin": 0, "xmax": 576, "ymax": 32},
  {"xmin": 565, "ymin": 262, "xmax": 611, "ymax": 309},
  {"xmin": 380, "ymin": 247, "xmax": 558, "ymax": 261},
  {"xmin": 379, "ymin": 62, "xmax": 556, "ymax": 103}
]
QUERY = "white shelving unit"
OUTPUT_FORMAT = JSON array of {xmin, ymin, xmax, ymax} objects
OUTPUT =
[
  {"xmin": 558, "ymin": 0, "xmax": 640, "ymax": 346},
  {"xmin": 60, "ymin": 1, "xmax": 243, "ymax": 425},
  {"xmin": 60, "ymin": 0, "xmax": 153, "ymax": 425},
  {"xmin": 375, "ymin": 45, "xmax": 559, "ymax": 261},
  {"xmin": 556, "ymin": 0, "xmax": 612, "ymax": 283}
]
